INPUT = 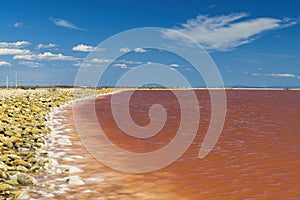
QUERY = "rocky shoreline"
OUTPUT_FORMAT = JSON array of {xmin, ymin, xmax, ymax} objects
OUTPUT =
[{"xmin": 0, "ymin": 88, "xmax": 114, "ymax": 199}]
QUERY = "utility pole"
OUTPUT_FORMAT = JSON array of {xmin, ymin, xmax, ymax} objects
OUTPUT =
[
  {"xmin": 15, "ymin": 71, "xmax": 18, "ymax": 88},
  {"xmin": 6, "ymin": 76, "xmax": 8, "ymax": 89}
]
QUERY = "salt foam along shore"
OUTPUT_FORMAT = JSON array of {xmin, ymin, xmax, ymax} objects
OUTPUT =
[
  {"xmin": 32, "ymin": 88, "xmax": 120, "ymax": 198},
  {"xmin": 0, "ymin": 88, "xmax": 114, "ymax": 199}
]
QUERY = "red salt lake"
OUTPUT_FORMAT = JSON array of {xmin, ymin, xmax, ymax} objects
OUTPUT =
[{"xmin": 33, "ymin": 89, "xmax": 300, "ymax": 199}]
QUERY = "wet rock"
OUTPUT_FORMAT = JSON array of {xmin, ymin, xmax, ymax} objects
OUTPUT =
[
  {"xmin": 17, "ymin": 173, "xmax": 36, "ymax": 185},
  {"xmin": 29, "ymin": 166, "xmax": 40, "ymax": 172},
  {"xmin": 0, "ymin": 88, "xmax": 114, "ymax": 198}
]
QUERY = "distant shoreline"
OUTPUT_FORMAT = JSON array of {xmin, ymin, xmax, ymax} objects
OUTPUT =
[{"xmin": 0, "ymin": 86, "xmax": 299, "ymax": 91}]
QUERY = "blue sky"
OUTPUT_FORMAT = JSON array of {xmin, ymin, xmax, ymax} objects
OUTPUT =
[{"xmin": 0, "ymin": 0, "xmax": 300, "ymax": 87}]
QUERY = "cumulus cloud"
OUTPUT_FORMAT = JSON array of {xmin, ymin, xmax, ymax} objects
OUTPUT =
[
  {"xmin": 134, "ymin": 48, "xmax": 147, "ymax": 53},
  {"xmin": 13, "ymin": 52, "xmax": 80, "ymax": 61},
  {"xmin": 252, "ymin": 73, "xmax": 261, "ymax": 76},
  {"xmin": 119, "ymin": 47, "xmax": 147, "ymax": 53},
  {"xmin": 14, "ymin": 22, "xmax": 23, "ymax": 28},
  {"xmin": 253, "ymin": 73, "xmax": 300, "ymax": 79},
  {"xmin": 162, "ymin": 13, "xmax": 298, "ymax": 51},
  {"xmin": 73, "ymin": 58, "xmax": 113, "ymax": 68},
  {"xmin": 266, "ymin": 73, "xmax": 297, "ymax": 78},
  {"xmin": 119, "ymin": 47, "xmax": 131, "ymax": 53},
  {"xmin": 170, "ymin": 63, "xmax": 179, "ymax": 67},
  {"xmin": 35, "ymin": 43, "xmax": 58, "ymax": 50},
  {"xmin": 90, "ymin": 58, "xmax": 113, "ymax": 63},
  {"xmin": 73, "ymin": 62, "xmax": 92, "ymax": 67},
  {"xmin": 119, "ymin": 60, "xmax": 142, "ymax": 65},
  {"xmin": 0, "ymin": 61, "xmax": 11, "ymax": 67},
  {"xmin": 51, "ymin": 18, "xmax": 85, "ymax": 31},
  {"xmin": 113, "ymin": 63, "xmax": 127, "ymax": 69},
  {"xmin": 0, "ymin": 41, "xmax": 30, "ymax": 48},
  {"xmin": 72, "ymin": 44, "xmax": 105, "ymax": 52},
  {"xmin": 0, "ymin": 48, "xmax": 31, "ymax": 55}
]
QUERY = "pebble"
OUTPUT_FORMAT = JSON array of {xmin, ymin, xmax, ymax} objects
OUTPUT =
[
  {"xmin": 17, "ymin": 173, "xmax": 37, "ymax": 185},
  {"xmin": 0, "ymin": 183, "xmax": 11, "ymax": 191},
  {"xmin": 0, "ymin": 89, "xmax": 74, "ymax": 197},
  {"xmin": 0, "ymin": 88, "xmax": 114, "ymax": 199}
]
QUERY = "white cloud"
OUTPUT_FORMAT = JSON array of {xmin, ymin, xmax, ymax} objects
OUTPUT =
[
  {"xmin": 13, "ymin": 52, "xmax": 80, "ymax": 61},
  {"xmin": 119, "ymin": 60, "xmax": 142, "ymax": 65},
  {"xmin": 18, "ymin": 61, "xmax": 41, "ymax": 67},
  {"xmin": 163, "ymin": 13, "xmax": 298, "ymax": 51},
  {"xmin": 119, "ymin": 47, "xmax": 131, "ymax": 53},
  {"xmin": 146, "ymin": 61, "xmax": 153, "ymax": 64},
  {"xmin": 0, "ymin": 48, "xmax": 31, "ymax": 55},
  {"xmin": 51, "ymin": 18, "xmax": 85, "ymax": 31},
  {"xmin": 13, "ymin": 55, "xmax": 34, "ymax": 60},
  {"xmin": 113, "ymin": 63, "xmax": 127, "ymax": 69},
  {"xmin": 253, "ymin": 73, "xmax": 300, "ymax": 79},
  {"xmin": 0, "ymin": 41, "xmax": 30, "ymax": 48},
  {"xmin": 35, "ymin": 43, "xmax": 58, "ymax": 50},
  {"xmin": 72, "ymin": 44, "xmax": 105, "ymax": 52},
  {"xmin": 73, "ymin": 62, "xmax": 81, "ymax": 67},
  {"xmin": 73, "ymin": 62, "xmax": 92, "ymax": 67},
  {"xmin": 252, "ymin": 73, "xmax": 261, "ymax": 76},
  {"xmin": 266, "ymin": 73, "xmax": 297, "ymax": 78},
  {"xmin": 14, "ymin": 22, "xmax": 23, "ymax": 28},
  {"xmin": 134, "ymin": 48, "xmax": 147, "ymax": 53},
  {"xmin": 74, "ymin": 58, "xmax": 113, "ymax": 67},
  {"xmin": 119, "ymin": 47, "xmax": 147, "ymax": 53},
  {"xmin": 0, "ymin": 61, "xmax": 11, "ymax": 67},
  {"xmin": 170, "ymin": 63, "xmax": 179, "ymax": 67},
  {"xmin": 90, "ymin": 58, "xmax": 113, "ymax": 63}
]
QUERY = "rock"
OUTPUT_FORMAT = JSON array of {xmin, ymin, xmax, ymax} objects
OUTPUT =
[
  {"xmin": 2, "ymin": 150, "xmax": 16, "ymax": 155},
  {"xmin": 0, "ymin": 138, "xmax": 13, "ymax": 148},
  {"xmin": 5, "ymin": 179, "xmax": 18, "ymax": 186},
  {"xmin": 0, "ymin": 89, "xmax": 112, "ymax": 197},
  {"xmin": 3, "ymin": 130, "xmax": 15, "ymax": 137},
  {"xmin": 30, "ymin": 128, "xmax": 40, "ymax": 135},
  {"xmin": 0, "ymin": 155, "xmax": 9, "ymax": 162},
  {"xmin": 0, "ymin": 125, "xmax": 5, "ymax": 133},
  {"xmin": 7, "ymin": 154, "xmax": 20, "ymax": 161},
  {"xmin": 0, "ymin": 171, "xmax": 8, "ymax": 179},
  {"xmin": 16, "ymin": 173, "xmax": 36, "ymax": 185},
  {"xmin": 16, "ymin": 151, "xmax": 29, "ymax": 156},
  {"xmin": 27, "ymin": 157, "xmax": 36, "ymax": 163},
  {"xmin": 0, "ymin": 162, "xmax": 9, "ymax": 171},
  {"xmin": 29, "ymin": 166, "xmax": 40, "ymax": 172},
  {"xmin": 0, "ymin": 183, "xmax": 11, "ymax": 191},
  {"xmin": 63, "ymin": 175, "xmax": 85, "ymax": 185},
  {"xmin": 13, "ymin": 159, "xmax": 30, "ymax": 168},
  {"xmin": 35, "ymin": 142, "xmax": 43, "ymax": 148},
  {"xmin": 8, "ymin": 166, "xmax": 29, "ymax": 172}
]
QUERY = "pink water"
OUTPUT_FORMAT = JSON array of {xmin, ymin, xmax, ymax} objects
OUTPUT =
[{"xmin": 33, "ymin": 90, "xmax": 300, "ymax": 199}]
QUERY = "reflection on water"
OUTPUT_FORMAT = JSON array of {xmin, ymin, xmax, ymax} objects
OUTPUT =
[{"xmin": 34, "ymin": 90, "xmax": 300, "ymax": 199}]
